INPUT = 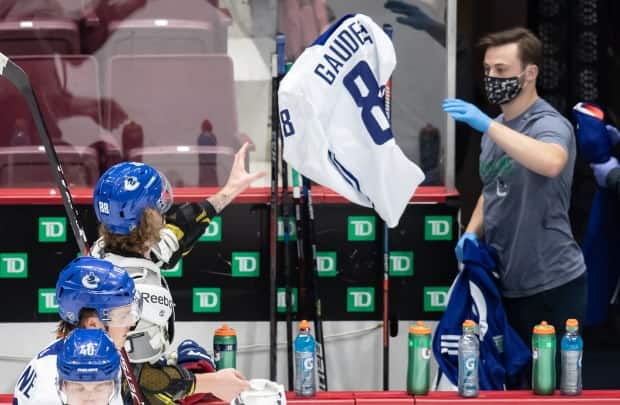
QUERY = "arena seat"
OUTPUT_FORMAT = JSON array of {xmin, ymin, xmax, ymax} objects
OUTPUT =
[{"xmin": 0, "ymin": 19, "xmax": 79, "ymax": 55}]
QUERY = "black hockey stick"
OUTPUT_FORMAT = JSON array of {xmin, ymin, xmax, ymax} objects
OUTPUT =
[
  {"xmin": 0, "ymin": 53, "xmax": 146, "ymax": 405},
  {"xmin": 278, "ymin": 59, "xmax": 295, "ymax": 391},
  {"xmin": 0, "ymin": 53, "xmax": 88, "ymax": 255},
  {"xmin": 382, "ymin": 23, "xmax": 395, "ymax": 391},
  {"xmin": 269, "ymin": 34, "xmax": 285, "ymax": 381},
  {"xmin": 302, "ymin": 176, "xmax": 328, "ymax": 391}
]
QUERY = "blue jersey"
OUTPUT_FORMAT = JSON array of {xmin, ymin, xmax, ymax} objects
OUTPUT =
[
  {"xmin": 432, "ymin": 240, "xmax": 530, "ymax": 390},
  {"xmin": 278, "ymin": 13, "xmax": 424, "ymax": 228}
]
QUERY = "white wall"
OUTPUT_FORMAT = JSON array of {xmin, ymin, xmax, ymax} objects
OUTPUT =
[{"xmin": 0, "ymin": 320, "xmax": 441, "ymax": 394}]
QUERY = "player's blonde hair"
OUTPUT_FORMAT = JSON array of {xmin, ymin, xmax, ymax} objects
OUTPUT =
[{"xmin": 99, "ymin": 207, "xmax": 163, "ymax": 255}]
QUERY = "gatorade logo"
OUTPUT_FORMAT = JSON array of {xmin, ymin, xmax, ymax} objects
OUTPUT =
[
  {"xmin": 161, "ymin": 259, "xmax": 183, "ymax": 278},
  {"xmin": 232, "ymin": 252, "xmax": 260, "ymax": 277},
  {"xmin": 277, "ymin": 287, "xmax": 298, "ymax": 313},
  {"xmin": 303, "ymin": 357, "xmax": 314, "ymax": 371},
  {"xmin": 421, "ymin": 348, "xmax": 431, "ymax": 360},
  {"xmin": 347, "ymin": 216, "xmax": 375, "ymax": 241},
  {"xmin": 316, "ymin": 252, "xmax": 337, "ymax": 277},
  {"xmin": 38, "ymin": 288, "xmax": 58, "ymax": 313},
  {"xmin": 193, "ymin": 288, "xmax": 221, "ymax": 313},
  {"xmin": 347, "ymin": 287, "xmax": 375, "ymax": 312},
  {"xmin": 465, "ymin": 357, "xmax": 476, "ymax": 371},
  {"xmin": 199, "ymin": 217, "xmax": 222, "ymax": 242},
  {"xmin": 277, "ymin": 217, "xmax": 297, "ymax": 241},
  {"xmin": 389, "ymin": 251, "xmax": 414, "ymax": 277},
  {"xmin": 0, "ymin": 253, "xmax": 28, "ymax": 278},
  {"xmin": 424, "ymin": 216, "xmax": 453, "ymax": 241},
  {"xmin": 424, "ymin": 287, "xmax": 449, "ymax": 312},
  {"xmin": 38, "ymin": 217, "xmax": 67, "ymax": 242}
]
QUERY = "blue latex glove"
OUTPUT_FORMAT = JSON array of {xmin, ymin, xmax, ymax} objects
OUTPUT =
[
  {"xmin": 607, "ymin": 125, "xmax": 620, "ymax": 146},
  {"xmin": 443, "ymin": 98, "xmax": 492, "ymax": 133},
  {"xmin": 384, "ymin": 0, "xmax": 436, "ymax": 30},
  {"xmin": 591, "ymin": 157, "xmax": 620, "ymax": 188},
  {"xmin": 177, "ymin": 339, "xmax": 216, "ymax": 369},
  {"xmin": 455, "ymin": 232, "xmax": 478, "ymax": 263}
]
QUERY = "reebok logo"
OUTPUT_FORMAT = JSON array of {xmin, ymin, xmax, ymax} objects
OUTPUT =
[
  {"xmin": 141, "ymin": 292, "xmax": 174, "ymax": 309},
  {"xmin": 38, "ymin": 217, "xmax": 67, "ymax": 242}
]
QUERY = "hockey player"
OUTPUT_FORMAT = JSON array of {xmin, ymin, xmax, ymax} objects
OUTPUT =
[
  {"xmin": 14, "ymin": 256, "xmax": 140, "ymax": 405},
  {"xmin": 56, "ymin": 329, "xmax": 122, "ymax": 405},
  {"xmin": 91, "ymin": 142, "xmax": 260, "ymax": 403}
]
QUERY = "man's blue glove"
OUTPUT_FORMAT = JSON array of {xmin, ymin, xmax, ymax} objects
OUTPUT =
[
  {"xmin": 443, "ymin": 98, "xmax": 492, "ymax": 133},
  {"xmin": 591, "ymin": 157, "xmax": 620, "ymax": 188},
  {"xmin": 455, "ymin": 232, "xmax": 478, "ymax": 263},
  {"xmin": 607, "ymin": 125, "xmax": 620, "ymax": 146},
  {"xmin": 384, "ymin": 0, "xmax": 436, "ymax": 30},
  {"xmin": 177, "ymin": 339, "xmax": 216, "ymax": 372}
]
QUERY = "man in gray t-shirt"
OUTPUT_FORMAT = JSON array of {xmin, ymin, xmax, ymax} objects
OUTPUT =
[{"xmin": 443, "ymin": 27, "xmax": 587, "ymax": 359}]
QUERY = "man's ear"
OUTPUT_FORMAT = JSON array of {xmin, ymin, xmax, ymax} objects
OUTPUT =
[
  {"xmin": 525, "ymin": 64, "xmax": 539, "ymax": 83},
  {"xmin": 82, "ymin": 315, "xmax": 103, "ymax": 329}
]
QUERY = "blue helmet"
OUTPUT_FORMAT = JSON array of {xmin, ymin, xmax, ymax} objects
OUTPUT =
[
  {"xmin": 93, "ymin": 162, "xmax": 173, "ymax": 235},
  {"xmin": 57, "ymin": 329, "xmax": 120, "ymax": 382},
  {"xmin": 56, "ymin": 257, "xmax": 138, "ymax": 325}
]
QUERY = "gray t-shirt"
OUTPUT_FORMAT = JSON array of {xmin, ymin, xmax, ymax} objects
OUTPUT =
[{"xmin": 480, "ymin": 98, "xmax": 585, "ymax": 298}]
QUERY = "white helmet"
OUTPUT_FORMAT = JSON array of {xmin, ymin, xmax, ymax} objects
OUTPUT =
[{"xmin": 125, "ymin": 282, "xmax": 175, "ymax": 363}]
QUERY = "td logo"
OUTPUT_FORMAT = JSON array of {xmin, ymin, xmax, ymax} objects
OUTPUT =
[
  {"xmin": 424, "ymin": 216, "xmax": 453, "ymax": 241},
  {"xmin": 277, "ymin": 287, "xmax": 298, "ymax": 313},
  {"xmin": 389, "ymin": 251, "xmax": 414, "ymax": 277},
  {"xmin": 161, "ymin": 259, "xmax": 183, "ymax": 278},
  {"xmin": 347, "ymin": 216, "xmax": 375, "ymax": 241},
  {"xmin": 424, "ymin": 287, "xmax": 449, "ymax": 312},
  {"xmin": 38, "ymin": 217, "xmax": 66, "ymax": 242},
  {"xmin": 347, "ymin": 287, "xmax": 375, "ymax": 312},
  {"xmin": 193, "ymin": 288, "xmax": 221, "ymax": 313},
  {"xmin": 0, "ymin": 253, "xmax": 28, "ymax": 278},
  {"xmin": 316, "ymin": 251, "xmax": 337, "ymax": 277},
  {"xmin": 232, "ymin": 252, "xmax": 260, "ymax": 277},
  {"xmin": 38, "ymin": 288, "xmax": 58, "ymax": 313},
  {"xmin": 199, "ymin": 217, "xmax": 222, "ymax": 242},
  {"xmin": 277, "ymin": 217, "xmax": 297, "ymax": 241}
]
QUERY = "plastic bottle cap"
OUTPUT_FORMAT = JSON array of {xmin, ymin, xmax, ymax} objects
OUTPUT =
[
  {"xmin": 215, "ymin": 324, "xmax": 236, "ymax": 336},
  {"xmin": 299, "ymin": 320, "xmax": 311, "ymax": 330},
  {"xmin": 409, "ymin": 321, "xmax": 431, "ymax": 335},
  {"xmin": 533, "ymin": 320, "xmax": 555, "ymax": 334},
  {"xmin": 462, "ymin": 319, "xmax": 475, "ymax": 328},
  {"xmin": 566, "ymin": 318, "xmax": 579, "ymax": 328}
]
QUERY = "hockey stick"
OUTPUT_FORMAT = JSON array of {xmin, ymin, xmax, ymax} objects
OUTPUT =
[
  {"xmin": 278, "ymin": 59, "xmax": 295, "ymax": 391},
  {"xmin": 302, "ymin": 176, "xmax": 328, "ymax": 391},
  {"xmin": 382, "ymin": 23, "xmax": 393, "ymax": 391},
  {"xmin": 0, "ymin": 53, "xmax": 145, "ymax": 405},
  {"xmin": 269, "ymin": 34, "xmax": 285, "ymax": 382},
  {"xmin": 0, "ymin": 53, "xmax": 89, "ymax": 255}
]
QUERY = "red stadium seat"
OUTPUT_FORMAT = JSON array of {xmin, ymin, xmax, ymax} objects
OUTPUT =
[
  {"xmin": 0, "ymin": 145, "xmax": 99, "ymax": 187},
  {"xmin": 106, "ymin": 54, "xmax": 245, "ymax": 155},
  {"xmin": 0, "ymin": 19, "xmax": 79, "ymax": 55},
  {"xmin": 128, "ymin": 145, "xmax": 235, "ymax": 187}
]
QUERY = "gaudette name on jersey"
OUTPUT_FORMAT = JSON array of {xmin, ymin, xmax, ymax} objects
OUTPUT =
[{"xmin": 314, "ymin": 20, "xmax": 374, "ymax": 85}]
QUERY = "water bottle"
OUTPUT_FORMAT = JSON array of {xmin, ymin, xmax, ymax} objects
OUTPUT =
[
  {"xmin": 560, "ymin": 319, "xmax": 583, "ymax": 395},
  {"xmin": 213, "ymin": 324, "xmax": 237, "ymax": 370},
  {"xmin": 294, "ymin": 320, "xmax": 316, "ymax": 397},
  {"xmin": 532, "ymin": 321, "xmax": 556, "ymax": 395},
  {"xmin": 407, "ymin": 321, "xmax": 431, "ymax": 395},
  {"xmin": 458, "ymin": 319, "xmax": 479, "ymax": 398}
]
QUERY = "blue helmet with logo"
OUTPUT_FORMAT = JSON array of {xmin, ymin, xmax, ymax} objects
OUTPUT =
[
  {"xmin": 57, "ymin": 329, "xmax": 120, "ymax": 382},
  {"xmin": 93, "ymin": 162, "xmax": 173, "ymax": 235},
  {"xmin": 56, "ymin": 257, "xmax": 139, "ymax": 325}
]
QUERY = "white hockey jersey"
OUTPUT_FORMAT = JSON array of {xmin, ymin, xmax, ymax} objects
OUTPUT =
[
  {"xmin": 278, "ymin": 13, "xmax": 425, "ymax": 228},
  {"xmin": 13, "ymin": 339, "xmax": 123, "ymax": 405}
]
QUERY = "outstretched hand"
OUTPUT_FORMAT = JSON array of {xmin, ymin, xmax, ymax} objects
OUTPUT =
[
  {"xmin": 223, "ymin": 142, "xmax": 266, "ymax": 196},
  {"xmin": 443, "ymin": 98, "xmax": 492, "ymax": 134}
]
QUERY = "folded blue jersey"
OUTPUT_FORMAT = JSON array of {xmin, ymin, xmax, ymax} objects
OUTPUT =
[{"xmin": 432, "ymin": 239, "xmax": 530, "ymax": 390}]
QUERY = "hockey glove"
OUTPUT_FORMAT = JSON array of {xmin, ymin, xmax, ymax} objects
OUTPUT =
[{"xmin": 132, "ymin": 362, "xmax": 196, "ymax": 405}]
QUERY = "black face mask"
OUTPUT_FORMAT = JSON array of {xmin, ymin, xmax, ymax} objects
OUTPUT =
[{"xmin": 483, "ymin": 72, "xmax": 525, "ymax": 105}]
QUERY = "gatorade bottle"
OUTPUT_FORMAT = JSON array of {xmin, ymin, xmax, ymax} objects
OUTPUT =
[
  {"xmin": 560, "ymin": 319, "xmax": 583, "ymax": 395},
  {"xmin": 532, "ymin": 321, "xmax": 556, "ymax": 395},
  {"xmin": 458, "ymin": 319, "xmax": 479, "ymax": 398},
  {"xmin": 213, "ymin": 324, "xmax": 237, "ymax": 370},
  {"xmin": 294, "ymin": 320, "xmax": 316, "ymax": 397},
  {"xmin": 407, "ymin": 321, "xmax": 431, "ymax": 395}
]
